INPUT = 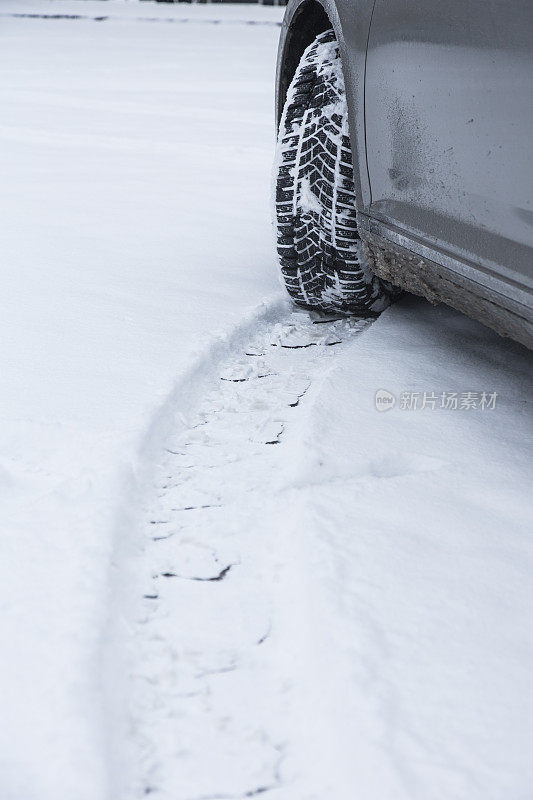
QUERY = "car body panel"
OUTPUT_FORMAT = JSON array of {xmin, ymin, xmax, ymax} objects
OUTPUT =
[{"xmin": 365, "ymin": 0, "xmax": 533, "ymax": 301}]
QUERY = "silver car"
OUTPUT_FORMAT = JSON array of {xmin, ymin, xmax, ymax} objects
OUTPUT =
[{"xmin": 274, "ymin": 0, "xmax": 533, "ymax": 349}]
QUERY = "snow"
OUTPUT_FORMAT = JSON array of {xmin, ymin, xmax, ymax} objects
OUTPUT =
[
  {"xmin": 1, "ymin": 3, "xmax": 532, "ymax": 800},
  {"xmin": 0, "ymin": 4, "xmax": 281, "ymax": 798},
  {"xmin": 298, "ymin": 177, "xmax": 323, "ymax": 217},
  {"xmin": 300, "ymin": 302, "xmax": 533, "ymax": 799}
]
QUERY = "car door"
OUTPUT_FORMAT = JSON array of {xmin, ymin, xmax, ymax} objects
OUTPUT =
[{"xmin": 363, "ymin": 0, "xmax": 533, "ymax": 306}]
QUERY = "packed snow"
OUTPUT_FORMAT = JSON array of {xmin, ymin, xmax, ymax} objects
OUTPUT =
[{"xmin": 0, "ymin": 3, "xmax": 532, "ymax": 800}]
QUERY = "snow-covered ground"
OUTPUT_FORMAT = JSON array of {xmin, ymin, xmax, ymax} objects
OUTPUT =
[{"xmin": 0, "ymin": 3, "xmax": 532, "ymax": 800}]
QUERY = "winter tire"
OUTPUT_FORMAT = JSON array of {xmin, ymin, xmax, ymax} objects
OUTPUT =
[{"xmin": 275, "ymin": 30, "xmax": 395, "ymax": 315}]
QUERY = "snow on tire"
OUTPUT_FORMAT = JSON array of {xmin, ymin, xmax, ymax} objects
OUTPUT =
[{"xmin": 275, "ymin": 30, "xmax": 395, "ymax": 315}]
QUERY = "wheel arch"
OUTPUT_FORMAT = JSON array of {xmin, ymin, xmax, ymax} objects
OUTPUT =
[
  {"xmin": 275, "ymin": 0, "xmax": 332, "ymax": 128},
  {"xmin": 276, "ymin": 0, "xmax": 375, "ymax": 210}
]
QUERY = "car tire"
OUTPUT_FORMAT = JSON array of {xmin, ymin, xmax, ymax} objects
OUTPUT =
[{"xmin": 274, "ymin": 30, "xmax": 395, "ymax": 315}]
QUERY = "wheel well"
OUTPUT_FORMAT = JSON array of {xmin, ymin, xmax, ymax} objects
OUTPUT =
[{"xmin": 277, "ymin": 0, "xmax": 332, "ymax": 126}]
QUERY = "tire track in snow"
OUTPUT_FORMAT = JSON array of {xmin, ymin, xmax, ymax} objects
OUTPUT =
[{"xmin": 122, "ymin": 308, "xmax": 373, "ymax": 799}]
